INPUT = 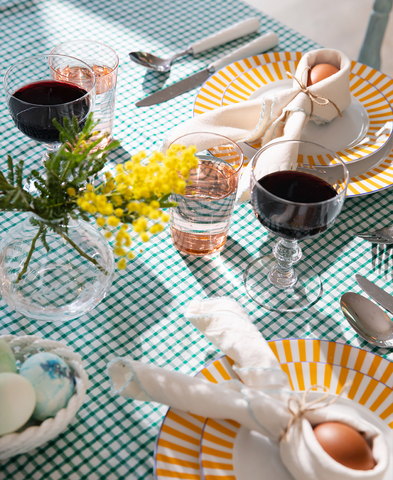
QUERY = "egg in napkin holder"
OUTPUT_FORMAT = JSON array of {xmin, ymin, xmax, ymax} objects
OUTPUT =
[
  {"xmin": 0, "ymin": 335, "xmax": 88, "ymax": 460},
  {"xmin": 108, "ymin": 298, "xmax": 390, "ymax": 480},
  {"xmin": 164, "ymin": 48, "xmax": 351, "ymax": 189}
]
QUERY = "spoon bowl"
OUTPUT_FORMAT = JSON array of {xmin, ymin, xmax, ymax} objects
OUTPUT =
[
  {"xmin": 129, "ymin": 49, "xmax": 191, "ymax": 73},
  {"xmin": 341, "ymin": 292, "xmax": 393, "ymax": 348}
]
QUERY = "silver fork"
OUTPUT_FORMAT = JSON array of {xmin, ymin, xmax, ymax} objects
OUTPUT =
[{"xmin": 357, "ymin": 226, "xmax": 393, "ymax": 244}]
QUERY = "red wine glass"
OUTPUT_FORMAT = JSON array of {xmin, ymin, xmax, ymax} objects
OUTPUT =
[
  {"xmin": 3, "ymin": 54, "xmax": 96, "ymax": 163},
  {"xmin": 244, "ymin": 139, "xmax": 349, "ymax": 312}
]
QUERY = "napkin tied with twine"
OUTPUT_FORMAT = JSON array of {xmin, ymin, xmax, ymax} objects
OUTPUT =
[
  {"xmin": 163, "ymin": 48, "xmax": 351, "ymax": 181},
  {"xmin": 108, "ymin": 298, "xmax": 389, "ymax": 480}
]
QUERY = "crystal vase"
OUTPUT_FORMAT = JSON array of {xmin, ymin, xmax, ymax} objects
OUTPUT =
[{"xmin": 0, "ymin": 214, "xmax": 115, "ymax": 321}]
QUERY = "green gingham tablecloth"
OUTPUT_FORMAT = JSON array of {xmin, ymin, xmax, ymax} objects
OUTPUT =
[{"xmin": 0, "ymin": 0, "xmax": 393, "ymax": 478}]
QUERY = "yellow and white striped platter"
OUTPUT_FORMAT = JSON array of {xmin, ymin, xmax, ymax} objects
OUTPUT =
[
  {"xmin": 154, "ymin": 339, "xmax": 393, "ymax": 479},
  {"xmin": 193, "ymin": 52, "xmax": 393, "ymax": 198}
]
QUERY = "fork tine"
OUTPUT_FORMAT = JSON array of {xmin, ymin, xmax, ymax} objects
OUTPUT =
[
  {"xmin": 357, "ymin": 234, "xmax": 377, "ymax": 239},
  {"xmin": 369, "ymin": 240, "xmax": 393, "ymax": 244},
  {"xmin": 356, "ymin": 225, "xmax": 393, "ymax": 244},
  {"xmin": 357, "ymin": 235, "xmax": 392, "ymax": 244}
]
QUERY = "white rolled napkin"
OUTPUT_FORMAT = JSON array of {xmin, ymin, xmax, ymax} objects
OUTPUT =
[
  {"xmin": 164, "ymin": 48, "xmax": 351, "ymax": 180},
  {"xmin": 107, "ymin": 297, "xmax": 389, "ymax": 480}
]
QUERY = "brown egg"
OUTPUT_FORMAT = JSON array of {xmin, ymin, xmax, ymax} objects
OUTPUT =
[
  {"xmin": 307, "ymin": 63, "xmax": 340, "ymax": 86},
  {"xmin": 313, "ymin": 422, "xmax": 375, "ymax": 470}
]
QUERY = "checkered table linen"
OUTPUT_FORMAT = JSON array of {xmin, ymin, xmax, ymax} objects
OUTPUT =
[{"xmin": 0, "ymin": 1, "xmax": 392, "ymax": 479}]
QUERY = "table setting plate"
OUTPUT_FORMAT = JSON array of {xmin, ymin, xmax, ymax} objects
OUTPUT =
[
  {"xmin": 193, "ymin": 52, "xmax": 393, "ymax": 198},
  {"xmin": 154, "ymin": 339, "xmax": 393, "ymax": 479}
]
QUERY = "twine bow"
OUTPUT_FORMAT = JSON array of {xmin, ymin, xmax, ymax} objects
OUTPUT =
[
  {"xmin": 280, "ymin": 382, "xmax": 351, "ymax": 442},
  {"xmin": 286, "ymin": 67, "xmax": 343, "ymax": 118}
]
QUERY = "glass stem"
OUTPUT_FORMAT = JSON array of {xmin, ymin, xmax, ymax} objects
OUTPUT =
[
  {"xmin": 42, "ymin": 143, "xmax": 60, "ymax": 164},
  {"xmin": 268, "ymin": 239, "xmax": 302, "ymax": 289}
]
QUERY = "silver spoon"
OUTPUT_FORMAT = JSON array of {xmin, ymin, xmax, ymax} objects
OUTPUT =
[
  {"xmin": 129, "ymin": 17, "xmax": 260, "ymax": 73},
  {"xmin": 341, "ymin": 292, "xmax": 393, "ymax": 347}
]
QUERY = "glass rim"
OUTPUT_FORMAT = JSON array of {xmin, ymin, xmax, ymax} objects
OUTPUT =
[
  {"xmin": 50, "ymin": 40, "xmax": 120, "ymax": 75},
  {"xmin": 251, "ymin": 139, "xmax": 350, "ymax": 206},
  {"xmin": 3, "ymin": 53, "xmax": 96, "ymax": 107},
  {"xmin": 169, "ymin": 131, "xmax": 245, "ymax": 175}
]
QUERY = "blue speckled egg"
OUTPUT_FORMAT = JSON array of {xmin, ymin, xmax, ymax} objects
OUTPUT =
[
  {"xmin": 0, "ymin": 339, "xmax": 17, "ymax": 373},
  {"xmin": 19, "ymin": 352, "xmax": 74, "ymax": 421}
]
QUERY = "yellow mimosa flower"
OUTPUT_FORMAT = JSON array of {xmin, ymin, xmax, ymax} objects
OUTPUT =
[{"xmin": 117, "ymin": 258, "xmax": 127, "ymax": 269}]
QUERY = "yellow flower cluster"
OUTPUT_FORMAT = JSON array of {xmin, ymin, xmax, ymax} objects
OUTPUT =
[{"xmin": 75, "ymin": 144, "xmax": 198, "ymax": 269}]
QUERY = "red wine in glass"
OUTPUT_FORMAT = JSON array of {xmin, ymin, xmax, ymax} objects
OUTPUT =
[
  {"xmin": 8, "ymin": 80, "xmax": 90, "ymax": 144},
  {"xmin": 244, "ymin": 139, "xmax": 348, "ymax": 313},
  {"xmin": 253, "ymin": 170, "xmax": 339, "ymax": 240},
  {"xmin": 4, "ymin": 54, "xmax": 95, "ymax": 163}
]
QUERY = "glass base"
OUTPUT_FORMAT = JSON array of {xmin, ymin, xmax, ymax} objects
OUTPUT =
[{"xmin": 244, "ymin": 255, "xmax": 322, "ymax": 312}]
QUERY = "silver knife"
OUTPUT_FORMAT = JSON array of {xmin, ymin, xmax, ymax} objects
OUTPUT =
[
  {"xmin": 356, "ymin": 274, "xmax": 393, "ymax": 315},
  {"xmin": 136, "ymin": 32, "xmax": 279, "ymax": 107}
]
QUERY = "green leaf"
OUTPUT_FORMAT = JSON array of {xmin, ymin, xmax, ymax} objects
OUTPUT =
[
  {"xmin": 7, "ymin": 155, "xmax": 14, "ymax": 185},
  {"xmin": 15, "ymin": 160, "xmax": 25, "ymax": 189},
  {"xmin": 0, "ymin": 113, "xmax": 121, "ymax": 221},
  {"xmin": 0, "ymin": 171, "xmax": 14, "ymax": 191},
  {"xmin": 160, "ymin": 202, "xmax": 177, "ymax": 208}
]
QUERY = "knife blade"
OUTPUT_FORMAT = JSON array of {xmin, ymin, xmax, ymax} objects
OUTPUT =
[
  {"xmin": 356, "ymin": 274, "xmax": 393, "ymax": 315},
  {"xmin": 136, "ymin": 31, "xmax": 279, "ymax": 107}
]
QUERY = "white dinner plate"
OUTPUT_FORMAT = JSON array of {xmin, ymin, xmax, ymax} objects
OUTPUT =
[
  {"xmin": 154, "ymin": 339, "xmax": 393, "ymax": 479},
  {"xmin": 193, "ymin": 52, "xmax": 393, "ymax": 198}
]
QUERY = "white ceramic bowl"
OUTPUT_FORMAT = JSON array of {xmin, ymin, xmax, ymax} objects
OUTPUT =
[{"xmin": 0, "ymin": 335, "xmax": 88, "ymax": 460}]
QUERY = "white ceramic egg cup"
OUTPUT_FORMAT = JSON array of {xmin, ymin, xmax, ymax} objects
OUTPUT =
[{"xmin": 0, "ymin": 335, "xmax": 88, "ymax": 460}]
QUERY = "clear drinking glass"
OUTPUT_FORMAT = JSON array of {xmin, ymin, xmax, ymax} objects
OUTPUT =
[
  {"xmin": 169, "ymin": 132, "xmax": 244, "ymax": 256},
  {"xmin": 244, "ymin": 139, "xmax": 349, "ymax": 312},
  {"xmin": 50, "ymin": 40, "xmax": 119, "ymax": 147},
  {"xmin": 3, "ymin": 54, "xmax": 96, "ymax": 163}
]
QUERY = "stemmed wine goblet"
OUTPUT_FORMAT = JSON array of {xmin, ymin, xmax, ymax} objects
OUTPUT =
[
  {"xmin": 3, "ymin": 54, "xmax": 96, "ymax": 163},
  {"xmin": 244, "ymin": 139, "xmax": 349, "ymax": 312}
]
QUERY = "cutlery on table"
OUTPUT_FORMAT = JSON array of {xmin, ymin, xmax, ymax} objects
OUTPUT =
[
  {"xmin": 129, "ymin": 17, "xmax": 260, "ymax": 73},
  {"xmin": 135, "ymin": 31, "xmax": 279, "ymax": 107},
  {"xmin": 356, "ymin": 274, "xmax": 393, "ymax": 315},
  {"xmin": 340, "ymin": 292, "xmax": 393, "ymax": 348},
  {"xmin": 356, "ymin": 226, "xmax": 393, "ymax": 244}
]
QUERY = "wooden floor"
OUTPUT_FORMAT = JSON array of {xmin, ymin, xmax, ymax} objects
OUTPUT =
[{"xmin": 243, "ymin": 0, "xmax": 393, "ymax": 77}]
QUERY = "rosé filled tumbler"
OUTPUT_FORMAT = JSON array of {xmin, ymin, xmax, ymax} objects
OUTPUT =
[
  {"xmin": 169, "ymin": 132, "xmax": 244, "ymax": 256},
  {"xmin": 51, "ymin": 40, "xmax": 119, "ymax": 147}
]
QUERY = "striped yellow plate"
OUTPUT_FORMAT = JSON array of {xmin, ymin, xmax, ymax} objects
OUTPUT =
[
  {"xmin": 154, "ymin": 339, "xmax": 393, "ymax": 479},
  {"xmin": 193, "ymin": 52, "xmax": 393, "ymax": 198}
]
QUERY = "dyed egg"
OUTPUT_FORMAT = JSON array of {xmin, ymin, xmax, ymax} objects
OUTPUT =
[
  {"xmin": 0, "ymin": 339, "xmax": 17, "ymax": 373},
  {"xmin": 314, "ymin": 422, "xmax": 375, "ymax": 470},
  {"xmin": 0, "ymin": 372, "xmax": 36, "ymax": 435},
  {"xmin": 19, "ymin": 352, "xmax": 74, "ymax": 421},
  {"xmin": 307, "ymin": 63, "xmax": 339, "ymax": 86}
]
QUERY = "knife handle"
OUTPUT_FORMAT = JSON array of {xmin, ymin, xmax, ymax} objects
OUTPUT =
[
  {"xmin": 190, "ymin": 18, "xmax": 260, "ymax": 54},
  {"xmin": 209, "ymin": 31, "xmax": 279, "ymax": 72}
]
